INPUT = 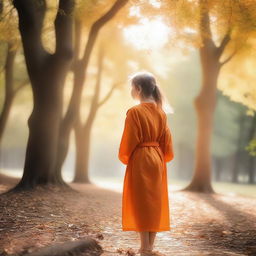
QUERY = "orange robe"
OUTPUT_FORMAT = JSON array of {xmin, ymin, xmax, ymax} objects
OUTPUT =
[{"xmin": 118, "ymin": 102, "xmax": 174, "ymax": 232}]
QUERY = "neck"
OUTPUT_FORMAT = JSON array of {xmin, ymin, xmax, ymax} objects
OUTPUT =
[{"xmin": 140, "ymin": 97, "xmax": 155, "ymax": 103}]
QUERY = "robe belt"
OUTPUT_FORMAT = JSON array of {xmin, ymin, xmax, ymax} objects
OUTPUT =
[{"xmin": 137, "ymin": 141, "xmax": 159, "ymax": 147}]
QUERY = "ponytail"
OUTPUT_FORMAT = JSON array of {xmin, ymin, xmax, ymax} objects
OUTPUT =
[{"xmin": 152, "ymin": 84, "xmax": 163, "ymax": 109}]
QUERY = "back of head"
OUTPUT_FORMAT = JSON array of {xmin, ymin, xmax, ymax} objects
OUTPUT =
[{"xmin": 129, "ymin": 71, "xmax": 163, "ymax": 109}]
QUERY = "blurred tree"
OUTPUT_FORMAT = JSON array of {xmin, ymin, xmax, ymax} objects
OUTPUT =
[
  {"xmin": 156, "ymin": 0, "xmax": 256, "ymax": 192},
  {"xmin": 0, "ymin": 2, "xmax": 28, "ymax": 147},
  {"xmin": 215, "ymin": 1, "xmax": 256, "ymax": 160},
  {"xmin": 53, "ymin": 0, "xmax": 130, "ymax": 183},
  {"xmin": 211, "ymin": 93, "xmax": 255, "ymax": 183},
  {"xmin": 246, "ymin": 139, "xmax": 256, "ymax": 157},
  {"xmin": 182, "ymin": 0, "xmax": 249, "ymax": 192},
  {"xmin": 246, "ymin": 114, "xmax": 256, "ymax": 183},
  {"xmin": 72, "ymin": 23, "xmax": 148, "ymax": 183},
  {"xmin": 8, "ymin": 0, "xmax": 75, "ymax": 191},
  {"xmin": 73, "ymin": 42, "xmax": 119, "ymax": 183}
]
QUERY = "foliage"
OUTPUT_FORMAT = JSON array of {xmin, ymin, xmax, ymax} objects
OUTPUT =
[{"xmin": 245, "ymin": 138, "xmax": 256, "ymax": 156}]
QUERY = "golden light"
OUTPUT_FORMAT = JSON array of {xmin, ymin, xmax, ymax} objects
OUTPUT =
[{"xmin": 123, "ymin": 17, "xmax": 172, "ymax": 50}]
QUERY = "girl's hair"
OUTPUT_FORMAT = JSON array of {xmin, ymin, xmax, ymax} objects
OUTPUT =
[{"xmin": 129, "ymin": 71, "xmax": 163, "ymax": 109}]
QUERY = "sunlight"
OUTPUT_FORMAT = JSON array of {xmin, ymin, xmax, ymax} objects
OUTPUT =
[{"xmin": 123, "ymin": 17, "xmax": 172, "ymax": 50}]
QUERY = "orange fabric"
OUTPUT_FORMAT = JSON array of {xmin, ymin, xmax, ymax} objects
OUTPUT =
[{"xmin": 118, "ymin": 102, "xmax": 174, "ymax": 232}]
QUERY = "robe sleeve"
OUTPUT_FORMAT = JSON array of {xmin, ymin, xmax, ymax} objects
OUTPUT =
[
  {"xmin": 159, "ymin": 114, "xmax": 174, "ymax": 163},
  {"xmin": 118, "ymin": 108, "xmax": 140, "ymax": 165}
]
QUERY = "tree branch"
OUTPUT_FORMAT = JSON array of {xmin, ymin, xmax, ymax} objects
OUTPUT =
[
  {"xmin": 13, "ymin": 79, "xmax": 29, "ymax": 95},
  {"xmin": 0, "ymin": 2, "xmax": 16, "ymax": 22},
  {"xmin": 219, "ymin": 43, "xmax": 244, "ymax": 67},
  {"xmin": 199, "ymin": 0, "xmax": 216, "ymax": 50},
  {"xmin": 83, "ymin": 44, "xmax": 104, "ymax": 127},
  {"xmin": 69, "ymin": 17, "xmax": 82, "ymax": 72},
  {"xmin": 81, "ymin": 0, "xmax": 129, "ymax": 69},
  {"xmin": 54, "ymin": 0, "xmax": 75, "ymax": 60},
  {"xmin": 12, "ymin": 0, "xmax": 48, "ymax": 76},
  {"xmin": 0, "ymin": 0, "xmax": 3, "ymax": 14},
  {"xmin": 97, "ymin": 82, "xmax": 120, "ymax": 108},
  {"xmin": 5, "ymin": 42, "xmax": 16, "ymax": 98},
  {"xmin": 74, "ymin": 17, "xmax": 82, "ymax": 62},
  {"xmin": 216, "ymin": 28, "xmax": 232, "ymax": 59}
]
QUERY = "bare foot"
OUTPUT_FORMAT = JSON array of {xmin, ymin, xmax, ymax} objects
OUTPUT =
[
  {"xmin": 138, "ymin": 248, "xmax": 152, "ymax": 255},
  {"xmin": 147, "ymin": 250, "xmax": 166, "ymax": 256},
  {"xmin": 139, "ymin": 251, "xmax": 152, "ymax": 256}
]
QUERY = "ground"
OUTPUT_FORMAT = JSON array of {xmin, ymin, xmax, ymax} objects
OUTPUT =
[{"xmin": 0, "ymin": 177, "xmax": 256, "ymax": 256}]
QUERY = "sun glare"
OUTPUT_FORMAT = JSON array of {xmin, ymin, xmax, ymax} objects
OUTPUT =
[{"xmin": 123, "ymin": 17, "xmax": 171, "ymax": 50}]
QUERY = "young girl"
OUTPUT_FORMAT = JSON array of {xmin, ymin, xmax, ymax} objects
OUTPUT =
[{"xmin": 118, "ymin": 71, "xmax": 174, "ymax": 256}]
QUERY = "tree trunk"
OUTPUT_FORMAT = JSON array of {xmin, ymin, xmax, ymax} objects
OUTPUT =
[
  {"xmin": 248, "ymin": 156, "xmax": 255, "ymax": 184},
  {"xmin": 182, "ymin": 0, "xmax": 225, "ymax": 193},
  {"xmin": 0, "ymin": 43, "xmax": 17, "ymax": 144},
  {"xmin": 54, "ymin": 0, "xmax": 129, "ymax": 180},
  {"xmin": 232, "ymin": 113, "xmax": 246, "ymax": 183},
  {"xmin": 181, "ymin": 0, "xmax": 241, "ymax": 193},
  {"xmin": 10, "ymin": 0, "xmax": 74, "ymax": 191},
  {"xmin": 72, "ymin": 41, "xmax": 119, "ymax": 184},
  {"xmin": 214, "ymin": 156, "xmax": 223, "ymax": 182},
  {"xmin": 72, "ymin": 44, "xmax": 103, "ymax": 183},
  {"xmin": 247, "ymin": 114, "xmax": 256, "ymax": 184},
  {"xmin": 73, "ymin": 122, "xmax": 91, "ymax": 183},
  {"xmin": 183, "ymin": 70, "xmax": 219, "ymax": 193}
]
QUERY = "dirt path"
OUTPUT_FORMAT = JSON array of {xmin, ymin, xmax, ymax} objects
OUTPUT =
[{"xmin": 0, "ymin": 181, "xmax": 256, "ymax": 255}]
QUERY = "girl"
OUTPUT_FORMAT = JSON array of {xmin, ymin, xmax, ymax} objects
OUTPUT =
[{"xmin": 118, "ymin": 71, "xmax": 174, "ymax": 256}]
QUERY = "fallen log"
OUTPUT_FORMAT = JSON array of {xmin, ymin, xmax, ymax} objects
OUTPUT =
[{"xmin": 22, "ymin": 237, "xmax": 103, "ymax": 256}]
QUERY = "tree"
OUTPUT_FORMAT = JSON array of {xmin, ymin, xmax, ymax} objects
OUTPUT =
[
  {"xmin": 54, "ymin": 0, "xmax": 129, "ymax": 182},
  {"xmin": 9, "ymin": 0, "xmax": 75, "ymax": 191},
  {"xmin": 73, "ymin": 43, "xmax": 118, "ymax": 182},
  {"xmin": 0, "ymin": 2, "xmax": 28, "ymax": 146},
  {"xmin": 72, "ymin": 24, "xmax": 139, "ymax": 183},
  {"xmin": 246, "ymin": 114, "xmax": 256, "ymax": 183},
  {"xmin": 183, "ymin": 0, "xmax": 255, "ymax": 192}
]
